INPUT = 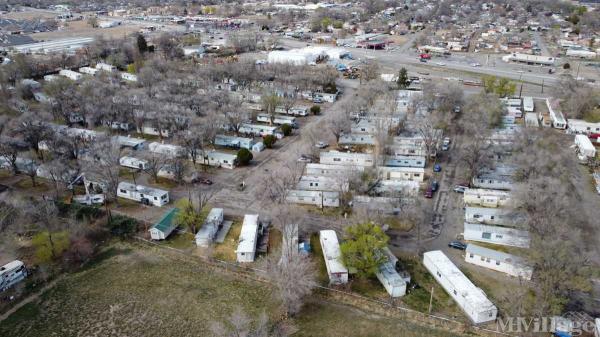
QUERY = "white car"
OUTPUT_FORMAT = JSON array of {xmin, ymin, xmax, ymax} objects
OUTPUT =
[
  {"xmin": 471, "ymin": 62, "xmax": 481, "ymax": 67},
  {"xmin": 315, "ymin": 141, "xmax": 329, "ymax": 149},
  {"xmin": 436, "ymin": 62, "xmax": 446, "ymax": 66}
]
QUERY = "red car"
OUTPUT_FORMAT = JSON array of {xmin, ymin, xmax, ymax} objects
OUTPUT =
[{"xmin": 424, "ymin": 187, "xmax": 433, "ymax": 198}]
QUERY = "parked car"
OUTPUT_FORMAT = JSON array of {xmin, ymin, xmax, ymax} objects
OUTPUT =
[
  {"xmin": 433, "ymin": 164, "xmax": 442, "ymax": 172},
  {"xmin": 442, "ymin": 143, "xmax": 449, "ymax": 151},
  {"xmin": 424, "ymin": 187, "xmax": 433, "ymax": 198},
  {"xmin": 470, "ymin": 62, "xmax": 481, "ymax": 67},
  {"xmin": 448, "ymin": 241, "xmax": 467, "ymax": 250},
  {"xmin": 420, "ymin": 58, "xmax": 428, "ymax": 63},
  {"xmin": 297, "ymin": 155, "xmax": 313, "ymax": 163},
  {"xmin": 431, "ymin": 180, "xmax": 439, "ymax": 192},
  {"xmin": 199, "ymin": 178, "xmax": 213, "ymax": 185},
  {"xmin": 315, "ymin": 141, "xmax": 329, "ymax": 149},
  {"xmin": 313, "ymin": 97, "xmax": 323, "ymax": 104},
  {"xmin": 453, "ymin": 185, "xmax": 468, "ymax": 193}
]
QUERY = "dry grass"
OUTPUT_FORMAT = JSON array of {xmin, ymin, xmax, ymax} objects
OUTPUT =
[
  {"xmin": 30, "ymin": 20, "xmax": 143, "ymax": 41},
  {"xmin": 14, "ymin": 178, "xmax": 50, "ymax": 192},
  {"xmin": 213, "ymin": 221, "xmax": 242, "ymax": 262}
]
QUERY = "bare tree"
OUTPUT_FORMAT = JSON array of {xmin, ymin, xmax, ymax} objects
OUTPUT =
[
  {"xmin": 210, "ymin": 307, "xmax": 275, "ymax": 337},
  {"xmin": 84, "ymin": 137, "xmax": 122, "ymax": 208},
  {"xmin": 142, "ymin": 151, "xmax": 169, "ymax": 183}
]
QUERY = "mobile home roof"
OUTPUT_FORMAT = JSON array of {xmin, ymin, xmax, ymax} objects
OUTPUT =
[
  {"xmin": 237, "ymin": 214, "xmax": 259, "ymax": 253},
  {"xmin": 320, "ymin": 230, "xmax": 348, "ymax": 275}
]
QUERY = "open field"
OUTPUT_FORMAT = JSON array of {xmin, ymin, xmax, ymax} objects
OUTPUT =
[
  {"xmin": 0, "ymin": 242, "xmax": 468, "ymax": 337},
  {"xmin": 30, "ymin": 20, "xmax": 143, "ymax": 41}
]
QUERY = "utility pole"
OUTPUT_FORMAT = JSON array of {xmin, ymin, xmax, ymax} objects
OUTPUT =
[
  {"xmin": 541, "ymin": 79, "xmax": 544, "ymax": 94},
  {"xmin": 428, "ymin": 286, "xmax": 434, "ymax": 314}
]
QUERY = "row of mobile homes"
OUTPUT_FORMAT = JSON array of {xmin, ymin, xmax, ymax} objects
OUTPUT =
[
  {"xmin": 465, "ymin": 244, "xmax": 533, "ymax": 280},
  {"xmin": 378, "ymin": 166, "xmax": 425, "ymax": 182},
  {"xmin": 319, "ymin": 151, "xmax": 374, "ymax": 167},
  {"xmin": 59, "ymin": 69, "xmax": 82, "ymax": 81},
  {"xmin": 238, "ymin": 123, "xmax": 283, "ymax": 139},
  {"xmin": 79, "ymin": 66, "xmax": 99, "ymax": 76},
  {"xmin": 286, "ymin": 190, "xmax": 340, "ymax": 208},
  {"xmin": 574, "ymin": 135, "xmax": 596, "ymax": 162},
  {"xmin": 472, "ymin": 166, "xmax": 515, "ymax": 190},
  {"xmin": 297, "ymin": 176, "xmax": 348, "ymax": 192},
  {"xmin": 117, "ymin": 182, "xmax": 169, "ymax": 207},
  {"xmin": 465, "ymin": 206, "xmax": 512, "ymax": 225},
  {"xmin": 568, "ymin": 119, "xmax": 600, "ymax": 136},
  {"xmin": 463, "ymin": 189, "xmax": 510, "ymax": 208},
  {"xmin": 384, "ymin": 155, "xmax": 426, "ymax": 168},
  {"xmin": 195, "ymin": 208, "xmax": 224, "ymax": 247},
  {"xmin": 423, "ymin": 251, "xmax": 498, "ymax": 324},
  {"xmin": 338, "ymin": 134, "xmax": 376, "ymax": 146},
  {"xmin": 256, "ymin": 114, "xmax": 298, "ymax": 128},
  {"xmin": 305, "ymin": 163, "xmax": 364, "ymax": 177},
  {"xmin": 119, "ymin": 156, "xmax": 148, "ymax": 170},
  {"xmin": 0, "ymin": 260, "xmax": 27, "ymax": 291},
  {"xmin": 546, "ymin": 98, "xmax": 567, "ymax": 129},
  {"xmin": 214, "ymin": 134, "xmax": 255, "ymax": 150},
  {"xmin": 149, "ymin": 208, "xmax": 178, "ymax": 240},
  {"xmin": 463, "ymin": 223, "xmax": 531, "ymax": 248},
  {"xmin": 523, "ymin": 96, "xmax": 534, "ymax": 112},
  {"xmin": 236, "ymin": 214, "xmax": 260, "ymax": 263},
  {"xmin": 319, "ymin": 230, "xmax": 348, "ymax": 285}
]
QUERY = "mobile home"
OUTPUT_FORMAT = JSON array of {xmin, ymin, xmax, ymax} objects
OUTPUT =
[
  {"xmin": 0, "ymin": 260, "xmax": 27, "ymax": 291},
  {"xmin": 319, "ymin": 151, "xmax": 374, "ymax": 167},
  {"xmin": 149, "ymin": 208, "xmax": 178, "ymax": 240},
  {"xmin": 338, "ymin": 134, "xmax": 376, "ymax": 146},
  {"xmin": 286, "ymin": 190, "xmax": 340, "ymax": 208},
  {"xmin": 525, "ymin": 113, "xmax": 539, "ymax": 127},
  {"xmin": 546, "ymin": 98, "xmax": 567, "ymax": 129},
  {"xmin": 297, "ymin": 175, "xmax": 348, "ymax": 191},
  {"xmin": 575, "ymin": 134, "xmax": 596, "ymax": 161},
  {"xmin": 522, "ymin": 96, "xmax": 534, "ymax": 112},
  {"xmin": 148, "ymin": 142, "xmax": 184, "ymax": 158},
  {"xmin": 195, "ymin": 208, "xmax": 224, "ymax": 247},
  {"xmin": 384, "ymin": 155, "xmax": 426, "ymax": 168},
  {"xmin": 121, "ymin": 73, "xmax": 138, "ymax": 82},
  {"xmin": 465, "ymin": 244, "xmax": 533, "ymax": 280},
  {"xmin": 304, "ymin": 163, "xmax": 364, "ymax": 177},
  {"xmin": 119, "ymin": 156, "xmax": 148, "ymax": 170},
  {"xmin": 276, "ymin": 106, "xmax": 309, "ymax": 116},
  {"xmin": 59, "ymin": 69, "xmax": 82, "ymax": 81},
  {"xmin": 463, "ymin": 189, "xmax": 510, "ymax": 208},
  {"xmin": 465, "ymin": 207, "xmax": 512, "ymax": 225},
  {"xmin": 423, "ymin": 251, "xmax": 498, "ymax": 324},
  {"xmin": 378, "ymin": 166, "xmax": 425, "ymax": 182},
  {"xmin": 568, "ymin": 119, "xmax": 600, "ymax": 135},
  {"xmin": 79, "ymin": 66, "xmax": 99, "ymax": 76},
  {"xmin": 214, "ymin": 134, "xmax": 255, "ymax": 150},
  {"xmin": 238, "ymin": 123, "xmax": 283, "ymax": 139},
  {"xmin": 236, "ymin": 214, "xmax": 260, "ymax": 263},
  {"xmin": 472, "ymin": 166, "xmax": 515, "ymax": 190},
  {"xmin": 117, "ymin": 182, "xmax": 169, "ymax": 207},
  {"xmin": 256, "ymin": 114, "xmax": 298, "ymax": 128},
  {"xmin": 95, "ymin": 62, "xmax": 116, "ymax": 72},
  {"xmin": 319, "ymin": 230, "xmax": 348, "ymax": 285},
  {"xmin": 375, "ymin": 249, "xmax": 407, "ymax": 297},
  {"xmin": 200, "ymin": 150, "xmax": 238, "ymax": 169},
  {"xmin": 463, "ymin": 223, "xmax": 530, "ymax": 248}
]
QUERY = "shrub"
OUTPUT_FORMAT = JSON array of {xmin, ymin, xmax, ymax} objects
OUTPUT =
[
  {"xmin": 310, "ymin": 105, "xmax": 321, "ymax": 115},
  {"xmin": 237, "ymin": 148, "xmax": 253, "ymax": 165},
  {"xmin": 263, "ymin": 135, "xmax": 277, "ymax": 148},
  {"xmin": 280, "ymin": 124, "xmax": 292, "ymax": 136},
  {"xmin": 563, "ymin": 63, "xmax": 571, "ymax": 70},
  {"xmin": 108, "ymin": 215, "xmax": 137, "ymax": 237}
]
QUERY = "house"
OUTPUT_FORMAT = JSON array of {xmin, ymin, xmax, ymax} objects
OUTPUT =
[
  {"xmin": 195, "ymin": 208, "xmax": 224, "ymax": 247},
  {"xmin": 465, "ymin": 206, "xmax": 512, "ymax": 225},
  {"xmin": 546, "ymin": 98, "xmax": 567, "ymax": 129},
  {"xmin": 149, "ymin": 208, "xmax": 178, "ymax": 240},
  {"xmin": 58, "ymin": 69, "xmax": 82, "ymax": 81},
  {"xmin": 238, "ymin": 123, "xmax": 283, "ymax": 139},
  {"xmin": 463, "ymin": 223, "xmax": 530, "ymax": 248},
  {"xmin": 0, "ymin": 260, "xmax": 27, "ymax": 291},
  {"xmin": 384, "ymin": 156, "xmax": 426, "ymax": 168},
  {"xmin": 119, "ymin": 156, "xmax": 148, "ymax": 170},
  {"xmin": 378, "ymin": 166, "xmax": 425, "ymax": 182},
  {"xmin": 319, "ymin": 151, "xmax": 374, "ymax": 167},
  {"xmin": 567, "ymin": 119, "xmax": 600, "ymax": 135},
  {"xmin": 465, "ymin": 244, "xmax": 533, "ymax": 280},
  {"xmin": 463, "ymin": 189, "xmax": 510, "ymax": 208},
  {"xmin": 286, "ymin": 190, "xmax": 340, "ymax": 208},
  {"xmin": 423, "ymin": 250, "xmax": 498, "ymax": 324},
  {"xmin": 117, "ymin": 182, "xmax": 169, "ymax": 207},
  {"xmin": 214, "ymin": 134, "xmax": 255, "ymax": 150},
  {"xmin": 297, "ymin": 176, "xmax": 348, "ymax": 192},
  {"xmin": 575, "ymin": 134, "xmax": 596, "ymax": 161},
  {"xmin": 338, "ymin": 134, "xmax": 376, "ymax": 146},
  {"xmin": 236, "ymin": 214, "xmax": 259, "ymax": 263},
  {"xmin": 472, "ymin": 166, "xmax": 515, "ymax": 190},
  {"xmin": 319, "ymin": 230, "xmax": 348, "ymax": 285},
  {"xmin": 305, "ymin": 163, "xmax": 365, "ymax": 177},
  {"xmin": 375, "ymin": 248, "xmax": 407, "ymax": 297}
]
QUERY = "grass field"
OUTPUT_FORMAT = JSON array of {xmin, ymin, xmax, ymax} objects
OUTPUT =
[{"xmin": 0, "ymin": 242, "xmax": 468, "ymax": 337}]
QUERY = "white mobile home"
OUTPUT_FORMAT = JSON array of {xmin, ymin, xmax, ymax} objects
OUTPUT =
[
  {"xmin": 149, "ymin": 208, "xmax": 178, "ymax": 240},
  {"xmin": 319, "ymin": 151, "xmax": 374, "ymax": 167},
  {"xmin": 117, "ymin": 182, "xmax": 169, "ymax": 207},
  {"xmin": 465, "ymin": 244, "xmax": 533, "ymax": 280},
  {"xmin": 463, "ymin": 189, "xmax": 510, "ymax": 208},
  {"xmin": 297, "ymin": 176, "xmax": 348, "ymax": 192},
  {"xmin": 0, "ymin": 260, "xmax": 27, "ymax": 291},
  {"xmin": 525, "ymin": 113, "xmax": 539, "ymax": 127},
  {"xmin": 384, "ymin": 156, "xmax": 426, "ymax": 168},
  {"xmin": 95, "ymin": 62, "xmax": 116, "ymax": 72},
  {"xmin": 319, "ymin": 230, "xmax": 348, "ymax": 285},
  {"xmin": 465, "ymin": 207, "xmax": 511, "ymax": 225},
  {"xmin": 236, "ymin": 214, "xmax": 259, "ymax": 263},
  {"xmin": 238, "ymin": 123, "xmax": 283, "ymax": 139},
  {"xmin": 286, "ymin": 190, "xmax": 340, "ymax": 208},
  {"xmin": 463, "ymin": 223, "xmax": 530, "ymax": 248},
  {"xmin": 375, "ymin": 250, "xmax": 407, "ymax": 297},
  {"xmin": 121, "ymin": 73, "xmax": 138, "ymax": 82},
  {"xmin": 472, "ymin": 166, "xmax": 515, "ymax": 190},
  {"xmin": 256, "ymin": 114, "xmax": 298, "ymax": 128},
  {"xmin": 305, "ymin": 163, "xmax": 364, "ymax": 177},
  {"xmin": 59, "ymin": 69, "xmax": 82, "ymax": 81},
  {"xmin": 214, "ymin": 134, "xmax": 255, "ymax": 150},
  {"xmin": 115, "ymin": 136, "xmax": 145, "ymax": 150},
  {"xmin": 338, "ymin": 134, "xmax": 376, "ymax": 146},
  {"xmin": 148, "ymin": 142, "xmax": 184, "ymax": 158},
  {"xmin": 195, "ymin": 208, "xmax": 224, "ymax": 247},
  {"xmin": 575, "ymin": 134, "xmax": 596, "ymax": 161},
  {"xmin": 523, "ymin": 96, "xmax": 534, "ymax": 112},
  {"xmin": 373, "ymin": 180, "xmax": 420, "ymax": 196},
  {"xmin": 423, "ymin": 251, "xmax": 498, "ymax": 324},
  {"xmin": 138, "ymin": 125, "xmax": 169, "ymax": 138},
  {"xmin": 378, "ymin": 166, "xmax": 425, "ymax": 182},
  {"xmin": 79, "ymin": 66, "xmax": 99, "ymax": 76},
  {"xmin": 546, "ymin": 98, "xmax": 567, "ymax": 129},
  {"xmin": 568, "ymin": 119, "xmax": 600, "ymax": 136},
  {"xmin": 351, "ymin": 119, "xmax": 379, "ymax": 134},
  {"xmin": 200, "ymin": 151, "xmax": 238, "ymax": 169},
  {"xmin": 119, "ymin": 156, "xmax": 148, "ymax": 170}
]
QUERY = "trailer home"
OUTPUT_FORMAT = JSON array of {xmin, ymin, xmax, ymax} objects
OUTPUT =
[
  {"xmin": 465, "ymin": 244, "xmax": 533, "ymax": 280},
  {"xmin": 238, "ymin": 123, "xmax": 283, "ymax": 139},
  {"xmin": 575, "ymin": 134, "xmax": 596, "ymax": 161},
  {"xmin": 0, "ymin": 260, "xmax": 27, "ymax": 291},
  {"xmin": 297, "ymin": 176, "xmax": 348, "ymax": 191},
  {"xmin": 214, "ymin": 134, "xmax": 255, "ymax": 150},
  {"xmin": 79, "ymin": 66, "xmax": 99, "ymax": 76},
  {"xmin": 525, "ymin": 113, "xmax": 539, "ymax": 127},
  {"xmin": 117, "ymin": 182, "xmax": 169, "ymax": 207},
  {"xmin": 286, "ymin": 190, "xmax": 340, "ymax": 208},
  {"xmin": 148, "ymin": 142, "xmax": 184, "ymax": 158},
  {"xmin": 200, "ymin": 151, "xmax": 238, "ymax": 169},
  {"xmin": 195, "ymin": 208, "xmax": 224, "ymax": 247},
  {"xmin": 256, "ymin": 114, "xmax": 298, "ymax": 128},
  {"xmin": 375, "ymin": 252, "xmax": 407, "ymax": 297},
  {"xmin": 546, "ymin": 98, "xmax": 567, "ymax": 129},
  {"xmin": 319, "ymin": 230, "xmax": 348, "ymax": 285},
  {"xmin": 236, "ymin": 214, "xmax": 259, "ymax": 263},
  {"xmin": 319, "ymin": 151, "xmax": 374, "ymax": 167},
  {"xmin": 464, "ymin": 223, "xmax": 530, "ymax": 248},
  {"xmin": 384, "ymin": 155, "xmax": 426, "ymax": 168},
  {"xmin": 378, "ymin": 166, "xmax": 425, "ymax": 182},
  {"xmin": 463, "ymin": 189, "xmax": 510, "ymax": 208},
  {"xmin": 59, "ymin": 69, "xmax": 82, "ymax": 81},
  {"xmin": 423, "ymin": 251, "xmax": 498, "ymax": 324},
  {"xmin": 95, "ymin": 62, "xmax": 116, "ymax": 72},
  {"xmin": 338, "ymin": 134, "xmax": 376, "ymax": 146},
  {"xmin": 472, "ymin": 166, "xmax": 515, "ymax": 190},
  {"xmin": 465, "ymin": 206, "xmax": 512, "ymax": 225},
  {"xmin": 149, "ymin": 208, "xmax": 178, "ymax": 240},
  {"xmin": 568, "ymin": 119, "xmax": 600, "ymax": 135},
  {"xmin": 523, "ymin": 96, "xmax": 534, "ymax": 112},
  {"xmin": 121, "ymin": 73, "xmax": 138, "ymax": 82},
  {"xmin": 304, "ymin": 163, "xmax": 364, "ymax": 177},
  {"xmin": 115, "ymin": 136, "xmax": 145, "ymax": 150},
  {"xmin": 119, "ymin": 156, "xmax": 148, "ymax": 170}
]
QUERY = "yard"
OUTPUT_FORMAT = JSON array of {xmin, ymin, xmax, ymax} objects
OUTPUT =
[{"xmin": 0, "ymin": 242, "xmax": 469, "ymax": 337}]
